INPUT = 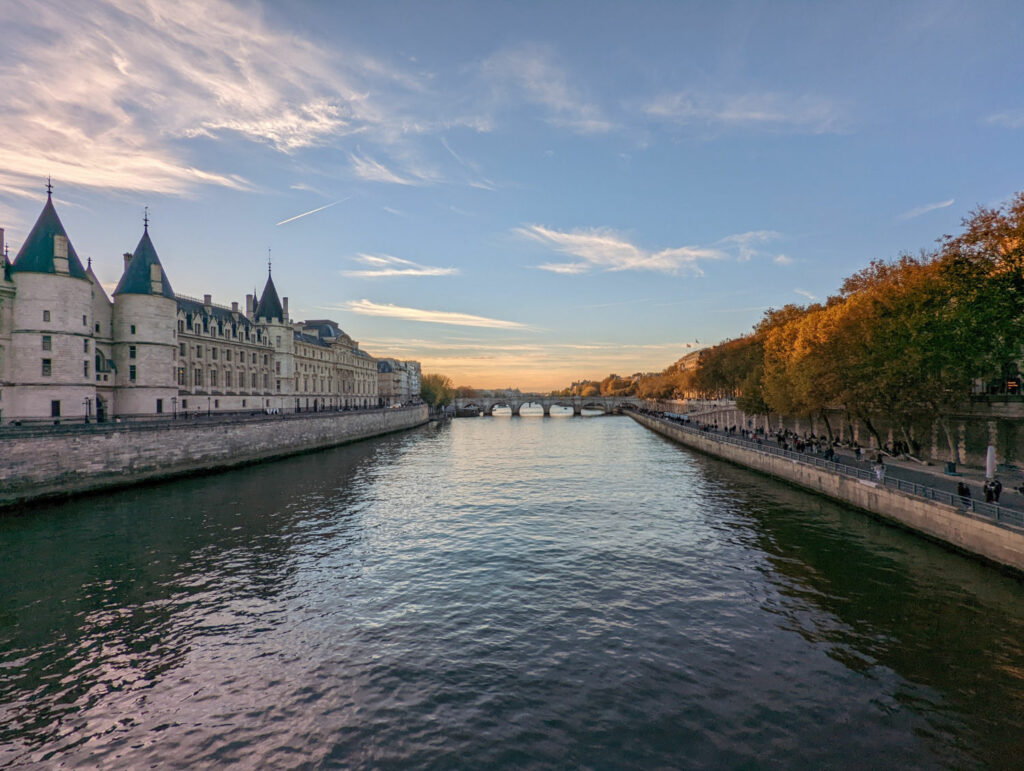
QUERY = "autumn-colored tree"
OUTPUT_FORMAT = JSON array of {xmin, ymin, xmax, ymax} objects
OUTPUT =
[{"xmin": 420, "ymin": 373, "xmax": 455, "ymax": 408}]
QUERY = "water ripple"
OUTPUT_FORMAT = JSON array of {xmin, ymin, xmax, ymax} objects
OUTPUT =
[{"xmin": 2, "ymin": 417, "xmax": 1024, "ymax": 768}]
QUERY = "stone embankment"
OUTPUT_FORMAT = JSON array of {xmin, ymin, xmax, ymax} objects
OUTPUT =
[
  {"xmin": 0, "ymin": 405, "xmax": 429, "ymax": 508},
  {"xmin": 628, "ymin": 410, "xmax": 1024, "ymax": 574}
]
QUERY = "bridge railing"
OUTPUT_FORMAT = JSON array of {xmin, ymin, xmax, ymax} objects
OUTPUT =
[{"xmin": 627, "ymin": 408, "xmax": 1024, "ymax": 534}]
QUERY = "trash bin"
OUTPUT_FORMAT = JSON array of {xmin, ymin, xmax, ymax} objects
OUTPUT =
[{"xmin": 945, "ymin": 461, "xmax": 957, "ymax": 474}]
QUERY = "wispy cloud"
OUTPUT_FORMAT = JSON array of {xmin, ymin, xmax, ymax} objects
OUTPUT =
[
  {"xmin": 774, "ymin": 254, "xmax": 793, "ymax": 265},
  {"xmin": 276, "ymin": 198, "xmax": 349, "ymax": 226},
  {"xmin": 538, "ymin": 262, "xmax": 593, "ymax": 275},
  {"xmin": 794, "ymin": 288, "xmax": 817, "ymax": 301},
  {"xmin": 644, "ymin": 90, "xmax": 844, "ymax": 133},
  {"xmin": 344, "ymin": 299, "xmax": 528, "ymax": 329},
  {"xmin": 480, "ymin": 44, "xmax": 614, "ymax": 134},
  {"xmin": 0, "ymin": 0, "xmax": 444, "ymax": 199},
  {"xmin": 898, "ymin": 198, "xmax": 954, "ymax": 220},
  {"xmin": 342, "ymin": 253, "xmax": 458, "ymax": 278},
  {"xmin": 518, "ymin": 224, "xmax": 727, "ymax": 275},
  {"xmin": 350, "ymin": 153, "xmax": 425, "ymax": 185},
  {"xmin": 716, "ymin": 230, "xmax": 783, "ymax": 261},
  {"xmin": 985, "ymin": 110, "xmax": 1024, "ymax": 129},
  {"xmin": 441, "ymin": 137, "xmax": 497, "ymax": 190}
]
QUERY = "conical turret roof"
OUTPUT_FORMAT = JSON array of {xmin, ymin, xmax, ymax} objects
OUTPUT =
[
  {"xmin": 113, "ymin": 226, "xmax": 175, "ymax": 298},
  {"xmin": 11, "ymin": 191, "xmax": 88, "ymax": 278},
  {"xmin": 255, "ymin": 270, "xmax": 284, "ymax": 322}
]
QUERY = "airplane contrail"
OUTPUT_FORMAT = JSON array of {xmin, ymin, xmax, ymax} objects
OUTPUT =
[{"xmin": 276, "ymin": 197, "xmax": 350, "ymax": 226}]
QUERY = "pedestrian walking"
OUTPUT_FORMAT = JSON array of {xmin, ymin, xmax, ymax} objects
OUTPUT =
[
  {"xmin": 957, "ymin": 481, "xmax": 971, "ymax": 506},
  {"xmin": 993, "ymin": 478, "xmax": 1003, "ymax": 503},
  {"xmin": 984, "ymin": 480, "xmax": 994, "ymax": 503}
]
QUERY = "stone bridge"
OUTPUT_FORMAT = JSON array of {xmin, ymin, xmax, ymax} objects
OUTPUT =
[{"xmin": 453, "ymin": 395, "xmax": 643, "ymax": 417}]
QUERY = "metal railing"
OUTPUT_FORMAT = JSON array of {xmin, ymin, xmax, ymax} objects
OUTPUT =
[
  {"xmin": 627, "ymin": 408, "xmax": 1024, "ymax": 533},
  {"xmin": 0, "ymin": 404, "xmax": 424, "ymax": 439}
]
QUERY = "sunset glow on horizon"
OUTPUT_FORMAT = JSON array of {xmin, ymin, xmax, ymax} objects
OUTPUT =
[{"xmin": 2, "ymin": 0, "xmax": 1022, "ymax": 390}]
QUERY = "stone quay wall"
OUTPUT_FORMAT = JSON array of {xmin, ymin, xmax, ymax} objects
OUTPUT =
[
  {"xmin": 0, "ymin": 405, "xmax": 429, "ymax": 508},
  {"xmin": 629, "ymin": 411, "xmax": 1024, "ymax": 574}
]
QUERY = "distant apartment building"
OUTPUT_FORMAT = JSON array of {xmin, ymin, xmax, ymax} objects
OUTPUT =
[{"xmin": 377, "ymin": 358, "xmax": 423, "ymax": 406}]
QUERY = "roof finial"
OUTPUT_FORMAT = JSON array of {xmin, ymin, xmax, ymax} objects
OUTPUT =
[
  {"xmin": 143, "ymin": 206, "xmax": 149, "ymax": 231},
  {"xmin": 87, "ymin": 256, "xmax": 92, "ymax": 270},
  {"xmin": 45, "ymin": 176, "xmax": 53, "ymax": 197},
  {"xmin": 267, "ymin": 248, "xmax": 272, "ymax": 276}
]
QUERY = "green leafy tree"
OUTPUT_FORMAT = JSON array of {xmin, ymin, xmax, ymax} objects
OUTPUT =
[{"xmin": 421, "ymin": 373, "xmax": 455, "ymax": 408}]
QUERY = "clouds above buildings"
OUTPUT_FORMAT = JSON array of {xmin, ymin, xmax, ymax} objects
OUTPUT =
[
  {"xmin": 519, "ymin": 225, "xmax": 788, "ymax": 274},
  {"xmin": 342, "ymin": 254, "xmax": 458, "ymax": 278},
  {"xmin": 345, "ymin": 300, "xmax": 527, "ymax": 329},
  {"xmin": 644, "ymin": 90, "xmax": 845, "ymax": 134},
  {"xmin": 898, "ymin": 198, "xmax": 955, "ymax": 220},
  {"xmin": 519, "ymin": 225, "xmax": 726, "ymax": 275}
]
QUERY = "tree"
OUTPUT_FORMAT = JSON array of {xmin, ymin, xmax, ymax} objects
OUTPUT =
[{"xmin": 420, "ymin": 373, "xmax": 455, "ymax": 408}]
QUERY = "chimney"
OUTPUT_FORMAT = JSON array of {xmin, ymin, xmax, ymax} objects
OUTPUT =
[
  {"xmin": 282, "ymin": 297, "xmax": 289, "ymax": 320},
  {"xmin": 245, "ymin": 294, "xmax": 254, "ymax": 318},
  {"xmin": 123, "ymin": 252, "xmax": 132, "ymax": 270},
  {"xmin": 231, "ymin": 301, "xmax": 239, "ymax": 313},
  {"xmin": 203, "ymin": 294, "xmax": 212, "ymax": 307}
]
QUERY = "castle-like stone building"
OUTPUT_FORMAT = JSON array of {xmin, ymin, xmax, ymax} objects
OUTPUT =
[{"xmin": 0, "ymin": 189, "xmax": 417, "ymax": 423}]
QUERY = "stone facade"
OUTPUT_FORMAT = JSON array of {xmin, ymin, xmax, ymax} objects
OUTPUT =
[
  {"xmin": 0, "ymin": 405, "xmax": 429, "ymax": 506},
  {"xmin": 0, "ymin": 192, "xmax": 420, "ymax": 422},
  {"xmin": 377, "ymin": 358, "xmax": 422, "ymax": 406}
]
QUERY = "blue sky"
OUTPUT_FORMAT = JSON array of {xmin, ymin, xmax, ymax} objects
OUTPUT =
[{"xmin": 2, "ymin": 0, "xmax": 1022, "ymax": 389}]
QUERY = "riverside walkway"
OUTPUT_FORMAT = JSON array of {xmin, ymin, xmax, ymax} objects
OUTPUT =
[{"xmin": 626, "ymin": 407, "xmax": 1024, "ymax": 534}]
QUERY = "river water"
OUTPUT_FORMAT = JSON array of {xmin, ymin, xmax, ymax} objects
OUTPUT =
[{"xmin": 2, "ymin": 415, "xmax": 1024, "ymax": 768}]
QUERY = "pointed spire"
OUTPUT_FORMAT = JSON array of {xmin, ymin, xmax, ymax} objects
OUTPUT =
[
  {"xmin": 143, "ymin": 206, "xmax": 149, "ymax": 231},
  {"xmin": 254, "ymin": 264, "xmax": 284, "ymax": 322},
  {"xmin": 11, "ymin": 187, "xmax": 88, "ymax": 278},
  {"xmin": 113, "ymin": 222, "xmax": 174, "ymax": 298}
]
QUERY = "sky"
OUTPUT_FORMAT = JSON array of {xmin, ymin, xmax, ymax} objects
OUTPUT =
[{"xmin": 1, "ymin": 0, "xmax": 1023, "ymax": 390}]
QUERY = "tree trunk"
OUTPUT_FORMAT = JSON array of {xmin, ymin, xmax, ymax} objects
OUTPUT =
[
  {"xmin": 861, "ymin": 415, "xmax": 883, "ymax": 450},
  {"xmin": 844, "ymin": 411, "xmax": 856, "ymax": 444},
  {"xmin": 818, "ymin": 410, "xmax": 834, "ymax": 442},
  {"xmin": 937, "ymin": 416, "xmax": 960, "ymax": 464}
]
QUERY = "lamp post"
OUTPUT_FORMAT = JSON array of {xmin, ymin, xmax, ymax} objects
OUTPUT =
[
  {"xmin": 171, "ymin": 396, "xmax": 177, "ymax": 420},
  {"xmin": 207, "ymin": 395, "xmax": 211, "ymax": 417},
  {"xmin": 82, "ymin": 396, "xmax": 92, "ymax": 424}
]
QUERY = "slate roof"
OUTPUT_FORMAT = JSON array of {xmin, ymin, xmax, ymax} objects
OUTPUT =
[
  {"xmin": 378, "ymin": 359, "xmax": 394, "ymax": 372},
  {"xmin": 11, "ymin": 193, "xmax": 88, "ymax": 279},
  {"xmin": 254, "ymin": 271, "xmax": 284, "ymax": 322},
  {"xmin": 113, "ymin": 227, "xmax": 175, "ymax": 298},
  {"xmin": 303, "ymin": 319, "xmax": 344, "ymax": 339},
  {"xmin": 177, "ymin": 295, "xmax": 258, "ymax": 335},
  {"xmin": 294, "ymin": 331, "xmax": 331, "ymax": 348}
]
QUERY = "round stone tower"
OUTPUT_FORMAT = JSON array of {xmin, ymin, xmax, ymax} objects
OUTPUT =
[
  {"xmin": 111, "ymin": 219, "xmax": 178, "ymax": 417},
  {"xmin": 6, "ymin": 188, "xmax": 96, "ymax": 421}
]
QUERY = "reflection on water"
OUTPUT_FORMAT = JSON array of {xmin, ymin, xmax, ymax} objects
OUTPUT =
[{"xmin": 2, "ymin": 417, "xmax": 1023, "ymax": 768}]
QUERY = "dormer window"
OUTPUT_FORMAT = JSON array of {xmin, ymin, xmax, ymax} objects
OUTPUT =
[{"xmin": 43, "ymin": 310, "xmax": 50, "ymax": 322}]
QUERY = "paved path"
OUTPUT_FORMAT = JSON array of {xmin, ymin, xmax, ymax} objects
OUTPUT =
[{"xmin": 644, "ymin": 413, "xmax": 1024, "ymax": 512}]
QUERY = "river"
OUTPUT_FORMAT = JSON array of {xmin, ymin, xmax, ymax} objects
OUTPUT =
[{"xmin": 2, "ymin": 414, "xmax": 1024, "ymax": 768}]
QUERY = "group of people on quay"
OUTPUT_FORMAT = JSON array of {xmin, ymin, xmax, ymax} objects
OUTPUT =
[{"xmin": 625, "ymin": 405, "xmax": 1022, "ymax": 513}]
